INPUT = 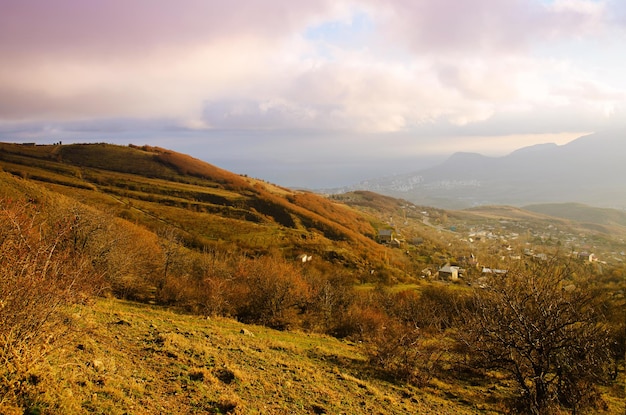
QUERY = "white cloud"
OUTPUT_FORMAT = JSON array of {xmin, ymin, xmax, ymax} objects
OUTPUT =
[{"xmin": 1, "ymin": 0, "xmax": 625, "ymax": 169}]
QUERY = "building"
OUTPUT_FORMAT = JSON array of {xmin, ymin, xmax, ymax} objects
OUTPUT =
[
  {"xmin": 438, "ymin": 263, "xmax": 461, "ymax": 281},
  {"xmin": 377, "ymin": 229, "xmax": 394, "ymax": 244}
]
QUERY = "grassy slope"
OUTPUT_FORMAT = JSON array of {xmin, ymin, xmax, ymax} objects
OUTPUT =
[
  {"xmin": 524, "ymin": 202, "xmax": 626, "ymax": 232},
  {"xmin": 0, "ymin": 142, "xmax": 388, "ymax": 272},
  {"xmin": 457, "ymin": 204, "xmax": 626, "ymax": 239},
  {"xmin": 25, "ymin": 298, "xmax": 513, "ymax": 415},
  {"xmin": 459, "ymin": 205, "xmax": 564, "ymax": 222}
]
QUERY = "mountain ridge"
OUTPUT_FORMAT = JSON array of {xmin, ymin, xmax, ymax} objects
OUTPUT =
[{"xmin": 329, "ymin": 130, "xmax": 626, "ymax": 209}]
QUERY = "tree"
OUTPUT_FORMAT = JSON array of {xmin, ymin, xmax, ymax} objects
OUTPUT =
[{"xmin": 458, "ymin": 259, "xmax": 612, "ymax": 414}]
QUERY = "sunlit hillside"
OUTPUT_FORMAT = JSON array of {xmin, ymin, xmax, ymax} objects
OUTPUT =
[
  {"xmin": 0, "ymin": 142, "xmax": 400, "ymax": 278},
  {"xmin": 0, "ymin": 142, "xmax": 624, "ymax": 415}
]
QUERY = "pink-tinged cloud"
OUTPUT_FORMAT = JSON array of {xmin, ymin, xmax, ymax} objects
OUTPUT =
[
  {"xmin": 0, "ymin": 0, "xmax": 336, "ymax": 60},
  {"xmin": 377, "ymin": 0, "xmax": 544, "ymax": 55},
  {"xmin": 370, "ymin": 0, "xmax": 611, "ymax": 57},
  {"xmin": 0, "ymin": 0, "xmax": 624, "ymax": 138}
]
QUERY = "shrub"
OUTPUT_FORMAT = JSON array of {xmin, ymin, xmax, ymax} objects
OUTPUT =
[
  {"xmin": 365, "ymin": 320, "xmax": 443, "ymax": 386},
  {"xmin": 412, "ymin": 285, "xmax": 469, "ymax": 332},
  {"xmin": 300, "ymin": 268, "xmax": 356, "ymax": 334},
  {"xmin": 457, "ymin": 260, "xmax": 613, "ymax": 414},
  {"xmin": 229, "ymin": 256, "xmax": 310, "ymax": 330},
  {"xmin": 0, "ymin": 199, "xmax": 102, "ymax": 405}
]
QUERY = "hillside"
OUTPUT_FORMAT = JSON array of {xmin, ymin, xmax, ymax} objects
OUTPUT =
[
  {"xmin": 1, "ymin": 144, "xmax": 625, "ymax": 414},
  {"xmin": 524, "ymin": 202, "xmax": 626, "ymax": 232},
  {"xmin": 13, "ymin": 297, "xmax": 512, "ymax": 415},
  {"xmin": 0, "ymin": 142, "xmax": 393, "ymax": 277}
]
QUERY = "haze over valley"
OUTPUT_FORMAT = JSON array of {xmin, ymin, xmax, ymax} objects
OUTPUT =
[{"xmin": 330, "ymin": 130, "xmax": 626, "ymax": 209}]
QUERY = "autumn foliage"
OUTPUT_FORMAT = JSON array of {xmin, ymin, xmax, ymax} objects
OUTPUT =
[
  {"xmin": 0, "ymin": 198, "xmax": 103, "ymax": 405},
  {"xmin": 0, "ymin": 150, "xmax": 623, "ymax": 415}
]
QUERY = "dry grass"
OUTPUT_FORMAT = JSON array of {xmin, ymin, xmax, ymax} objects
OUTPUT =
[
  {"xmin": 14, "ymin": 298, "xmax": 618, "ymax": 414},
  {"xmin": 0, "ymin": 143, "xmax": 396, "ymax": 277},
  {"xmin": 1, "ymin": 298, "xmax": 527, "ymax": 415}
]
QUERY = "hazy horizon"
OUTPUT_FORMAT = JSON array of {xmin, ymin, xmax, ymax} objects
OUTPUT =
[{"xmin": 1, "ymin": 1, "xmax": 625, "ymax": 188}]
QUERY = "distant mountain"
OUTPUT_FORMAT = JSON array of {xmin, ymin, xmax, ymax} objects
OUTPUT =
[{"xmin": 332, "ymin": 131, "xmax": 626, "ymax": 209}]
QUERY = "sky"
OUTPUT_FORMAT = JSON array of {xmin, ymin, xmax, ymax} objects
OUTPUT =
[{"xmin": 1, "ymin": 0, "xmax": 625, "ymax": 187}]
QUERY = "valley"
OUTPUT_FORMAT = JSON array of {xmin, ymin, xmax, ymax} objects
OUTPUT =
[{"xmin": 0, "ymin": 142, "xmax": 624, "ymax": 414}]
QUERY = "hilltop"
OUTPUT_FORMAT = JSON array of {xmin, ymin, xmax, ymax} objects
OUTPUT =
[{"xmin": 0, "ymin": 142, "xmax": 394, "ymax": 278}]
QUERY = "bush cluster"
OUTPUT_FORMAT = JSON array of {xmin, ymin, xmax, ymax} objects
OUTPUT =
[
  {"xmin": 1, "ymin": 193, "xmax": 623, "ymax": 415},
  {"xmin": 137, "ymin": 237, "xmax": 623, "ymax": 413}
]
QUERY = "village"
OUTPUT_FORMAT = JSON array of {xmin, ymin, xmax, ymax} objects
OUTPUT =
[{"xmin": 374, "ymin": 203, "xmax": 626, "ymax": 284}]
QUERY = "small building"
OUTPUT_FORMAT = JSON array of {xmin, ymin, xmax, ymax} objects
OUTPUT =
[
  {"xmin": 481, "ymin": 267, "xmax": 508, "ymax": 276},
  {"xmin": 410, "ymin": 237, "xmax": 424, "ymax": 246},
  {"xmin": 377, "ymin": 229, "xmax": 394, "ymax": 244},
  {"xmin": 438, "ymin": 263, "xmax": 461, "ymax": 281},
  {"xmin": 578, "ymin": 252, "xmax": 598, "ymax": 262},
  {"xmin": 296, "ymin": 254, "xmax": 312, "ymax": 263},
  {"xmin": 389, "ymin": 238, "xmax": 402, "ymax": 248}
]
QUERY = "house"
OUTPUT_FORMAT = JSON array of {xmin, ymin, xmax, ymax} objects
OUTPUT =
[
  {"xmin": 296, "ymin": 254, "xmax": 312, "ymax": 263},
  {"xmin": 481, "ymin": 267, "xmax": 508, "ymax": 276},
  {"xmin": 438, "ymin": 263, "xmax": 461, "ymax": 281},
  {"xmin": 410, "ymin": 237, "xmax": 424, "ymax": 246},
  {"xmin": 377, "ymin": 229, "xmax": 394, "ymax": 244},
  {"xmin": 389, "ymin": 238, "xmax": 402, "ymax": 248},
  {"xmin": 577, "ymin": 252, "xmax": 598, "ymax": 262}
]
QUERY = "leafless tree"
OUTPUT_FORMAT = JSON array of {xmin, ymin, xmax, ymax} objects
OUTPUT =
[{"xmin": 457, "ymin": 259, "xmax": 613, "ymax": 414}]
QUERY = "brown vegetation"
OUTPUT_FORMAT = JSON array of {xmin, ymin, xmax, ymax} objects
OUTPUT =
[
  {"xmin": 0, "ymin": 143, "xmax": 624, "ymax": 414},
  {"xmin": 457, "ymin": 259, "xmax": 615, "ymax": 414},
  {"xmin": 0, "ymin": 198, "xmax": 103, "ymax": 408}
]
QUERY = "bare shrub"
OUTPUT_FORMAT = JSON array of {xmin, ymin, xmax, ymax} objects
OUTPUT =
[
  {"xmin": 355, "ymin": 288, "xmax": 449, "ymax": 385},
  {"xmin": 100, "ymin": 220, "xmax": 163, "ymax": 300},
  {"xmin": 365, "ymin": 320, "xmax": 444, "ymax": 386},
  {"xmin": 229, "ymin": 256, "xmax": 310, "ymax": 330},
  {"xmin": 0, "ymin": 199, "xmax": 102, "ymax": 403},
  {"xmin": 191, "ymin": 250, "xmax": 237, "ymax": 316},
  {"xmin": 457, "ymin": 259, "xmax": 613, "ymax": 414},
  {"xmin": 331, "ymin": 298, "xmax": 388, "ymax": 340},
  {"xmin": 412, "ymin": 285, "xmax": 470, "ymax": 332},
  {"xmin": 158, "ymin": 273, "xmax": 198, "ymax": 307},
  {"xmin": 300, "ymin": 268, "xmax": 356, "ymax": 334}
]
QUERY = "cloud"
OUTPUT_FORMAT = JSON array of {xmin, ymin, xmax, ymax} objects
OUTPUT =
[
  {"xmin": 0, "ymin": 0, "xmax": 339, "ymax": 59},
  {"xmin": 373, "ymin": 0, "xmax": 543, "ymax": 56},
  {"xmin": 0, "ymin": 0, "xmax": 625, "ymax": 153},
  {"xmin": 0, "ymin": 0, "xmax": 345, "ymax": 121},
  {"xmin": 371, "ymin": 0, "xmax": 612, "ymax": 57}
]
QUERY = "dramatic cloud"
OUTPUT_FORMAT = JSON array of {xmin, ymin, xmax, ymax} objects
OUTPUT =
[{"xmin": 0, "ymin": 0, "xmax": 624, "ymax": 186}]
